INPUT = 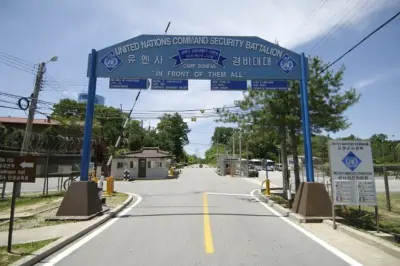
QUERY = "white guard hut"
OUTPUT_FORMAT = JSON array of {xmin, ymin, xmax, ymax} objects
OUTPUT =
[{"xmin": 111, "ymin": 147, "xmax": 171, "ymax": 179}]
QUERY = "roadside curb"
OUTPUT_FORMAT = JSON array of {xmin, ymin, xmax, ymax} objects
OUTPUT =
[
  {"xmin": 322, "ymin": 219, "xmax": 400, "ymax": 260},
  {"xmin": 11, "ymin": 193, "xmax": 134, "ymax": 266},
  {"xmin": 253, "ymin": 189, "xmax": 400, "ymax": 260}
]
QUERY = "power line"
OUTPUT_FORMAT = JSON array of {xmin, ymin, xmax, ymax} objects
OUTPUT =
[
  {"xmin": 286, "ymin": 0, "xmax": 328, "ymax": 46},
  {"xmin": 0, "ymin": 56, "xmax": 37, "ymax": 75},
  {"xmin": 43, "ymin": 73, "xmax": 76, "ymax": 100},
  {"xmin": 0, "ymin": 91, "xmax": 56, "ymax": 106},
  {"xmin": 0, "ymin": 52, "xmax": 36, "ymax": 66},
  {"xmin": 0, "ymin": 105, "xmax": 22, "ymax": 111},
  {"xmin": 308, "ymin": 0, "xmax": 362, "ymax": 54},
  {"xmin": 320, "ymin": 10, "xmax": 400, "ymax": 74}
]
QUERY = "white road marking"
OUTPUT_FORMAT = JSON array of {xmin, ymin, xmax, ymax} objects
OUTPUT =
[
  {"xmin": 249, "ymin": 189, "xmax": 363, "ymax": 266},
  {"xmin": 243, "ymin": 177, "xmax": 279, "ymax": 188},
  {"xmin": 206, "ymin": 192, "xmax": 253, "ymax": 197},
  {"xmin": 42, "ymin": 193, "xmax": 142, "ymax": 266}
]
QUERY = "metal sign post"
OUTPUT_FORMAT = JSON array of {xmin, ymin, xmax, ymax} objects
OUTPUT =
[
  {"xmin": 0, "ymin": 154, "xmax": 37, "ymax": 252},
  {"xmin": 80, "ymin": 49, "xmax": 97, "ymax": 181},
  {"xmin": 328, "ymin": 140, "xmax": 378, "ymax": 230}
]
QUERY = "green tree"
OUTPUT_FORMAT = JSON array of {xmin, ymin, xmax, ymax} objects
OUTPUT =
[
  {"xmin": 370, "ymin": 133, "xmax": 387, "ymax": 163},
  {"xmin": 341, "ymin": 134, "xmax": 361, "ymax": 140},
  {"xmin": 211, "ymin": 127, "xmax": 234, "ymax": 145},
  {"xmin": 51, "ymin": 99, "xmax": 126, "ymax": 164},
  {"xmin": 156, "ymin": 113, "xmax": 191, "ymax": 161},
  {"xmin": 312, "ymin": 135, "xmax": 330, "ymax": 163},
  {"xmin": 124, "ymin": 120, "xmax": 145, "ymax": 151},
  {"xmin": 204, "ymin": 144, "xmax": 228, "ymax": 164},
  {"xmin": 395, "ymin": 143, "xmax": 400, "ymax": 163},
  {"xmin": 219, "ymin": 56, "xmax": 360, "ymax": 191}
]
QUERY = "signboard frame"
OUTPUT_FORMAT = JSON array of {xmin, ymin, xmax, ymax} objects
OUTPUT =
[
  {"xmin": 81, "ymin": 35, "xmax": 315, "ymax": 185},
  {"xmin": 0, "ymin": 154, "xmax": 37, "ymax": 183},
  {"xmin": 328, "ymin": 140, "xmax": 379, "ymax": 230}
]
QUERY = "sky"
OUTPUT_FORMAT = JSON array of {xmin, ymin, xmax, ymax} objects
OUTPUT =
[{"xmin": 0, "ymin": 0, "xmax": 399, "ymax": 157}]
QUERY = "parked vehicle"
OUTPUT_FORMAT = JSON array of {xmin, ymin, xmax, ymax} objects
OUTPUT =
[
  {"xmin": 249, "ymin": 159, "xmax": 263, "ymax": 171},
  {"xmin": 275, "ymin": 163, "xmax": 283, "ymax": 171},
  {"xmin": 265, "ymin": 159, "xmax": 275, "ymax": 171},
  {"xmin": 248, "ymin": 165, "xmax": 259, "ymax": 177}
]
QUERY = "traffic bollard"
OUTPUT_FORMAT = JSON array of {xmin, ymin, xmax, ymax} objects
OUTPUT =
[
  {"xmin": 106, "ymin": 177, "xmax": 114, "ymax": 195},
  {"xmin": 264, "ymin": 179, "xmax": 271, "ymax": 196}
]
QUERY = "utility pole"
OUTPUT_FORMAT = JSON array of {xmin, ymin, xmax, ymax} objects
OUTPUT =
[
  {"xmin": 246, "ymin": 143, "xmax": 249, "ymax": 178},
  {"xmin": 216, "ymin": 134, "xmax": 219, "ymax": 155},
  {"xmin": 106, "ymin": 91, "xmax": 141, "ymax": 170},
  {"xmin": 239, "ymin": 130, "xmax": 242, "ymax": 176},
  {"xmin": 232, "ymin": 131, "xmax": 235, "ymax": 157},
  {"xmin": 15, "ymin": 62, "xmax": 46, "ymax": 197}
]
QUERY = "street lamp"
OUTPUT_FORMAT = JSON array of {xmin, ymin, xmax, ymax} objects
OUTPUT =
[{"xmin": 47, "ymin": 56, "xmax": 58, "ymax": 63}]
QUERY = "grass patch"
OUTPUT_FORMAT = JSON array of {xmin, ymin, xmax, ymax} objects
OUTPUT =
[
  {"xmin": 336, "ymin": 192, "xmax": 400, "ymax": 236},
  {"xmin": 0, "ymin": 192, "xmax": 73, "ymax": 232},
  {"xmin": 268, "ymin": 191, "xmax": 400, "ymax": 238},
  {"xmin": 105, "ymin": 192, "xmax": 129, "ymax": 209},
  {"xmin": 0, "ymin": 212, "xmax": 75, "ymax": 232},
  {"xmin": 269, "ymin": 194, "xmax": 289, "ymax": 208},
  {"xmin": 0, "ymin": 191, "xmax": 64, "ymax": 213},
  {"xmin": 0, "ymin": 238, "xmax": 58, "ymax": 266}
]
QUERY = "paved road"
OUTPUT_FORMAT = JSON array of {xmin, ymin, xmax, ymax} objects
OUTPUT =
[
  {"xmin": 39, "ymin": 168, "xmax": 357, "ymax": 266},
  {"xmin": 4, "ymin": 178, "xmax": 62, "ymax": 194},
  {"xmin": 257, "ymin": 170, "xmax": 400, "ymax": 193}
]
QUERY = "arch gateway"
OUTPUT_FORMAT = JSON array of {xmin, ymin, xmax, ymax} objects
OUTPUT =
[{"xmin": 72, "ymin": 35, "xmax": 331, "ymax": 218}]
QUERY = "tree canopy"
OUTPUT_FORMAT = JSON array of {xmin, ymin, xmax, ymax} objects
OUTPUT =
[{"xmin": 209, "ymin": 56, "xmax": 360, "ymax": 191}]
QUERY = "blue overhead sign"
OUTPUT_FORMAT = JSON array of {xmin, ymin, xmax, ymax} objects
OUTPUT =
[
  {"xmin": 151, "ymin": 79, "xmax": 188, "ymax": 90},
  {"xmin": 251, "ymin": 80, "xmax": 288, "ymax": 91},
  {"xmin": 211, "ymin": 80, "xmax": 247, "ymax": 91},
  {"xmin": 109, "ymin": 78, "xmax": 148, "ymax": 89},
  {"xmin": 89, "ymin": 35, "xmax": 305, "ymax": 80}
]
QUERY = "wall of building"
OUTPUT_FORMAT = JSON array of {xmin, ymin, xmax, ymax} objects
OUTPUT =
[{"xmin": 110, "ymin": 157, "xmax": 170, "ymax": 179}]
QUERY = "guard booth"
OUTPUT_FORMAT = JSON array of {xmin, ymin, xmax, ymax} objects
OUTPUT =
[{"xmin": 217, "ymin": 156, "xmax": 238, "ymax": 176}]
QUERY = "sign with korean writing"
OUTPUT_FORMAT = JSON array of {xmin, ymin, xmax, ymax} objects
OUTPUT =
[
  {"xmin": 109, "ymin": 78, "xmax": 148, "ymax": 89},
  {"xmin": 0, "ymin": 155, "xmax": 36, "ymax": 183},
  {"xmin": 251, "ymin": 80, "xmax": 288, "ymax": 91},
  {"xmin": 151, "ymin": 79, "xmax": 188, "ymax": 90},
  {"xmin": 90, "ymin": 35, "xmax": 305, "ymax": 81},
  {"xmin": 328, "ymin": 140, "xmax": 377, "ymax": 206},
  {"xmin": 210, "ymin": 80, "xmax": 248, "ymax": 90}
]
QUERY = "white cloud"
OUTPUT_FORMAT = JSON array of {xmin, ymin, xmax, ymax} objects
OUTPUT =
[
  {"xmin": 353, "ymin": 68, "xmax": 399, "ymax": 90},
  {"xmin": 94, "ymin": 0, "xmax": 391, "ymax": 49}
]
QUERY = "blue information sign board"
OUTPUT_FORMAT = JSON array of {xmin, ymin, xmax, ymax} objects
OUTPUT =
[
  {"xmin": 251, "ymin": 80, "xmax": 288, "ymax": 91},
  {"xmin": 90, "ymin": 35, "xmax": 306, "ymax": 81},
  {"xmin": 82, "ymin": 34, "xmax": 316, "ymax": 184},
  {"xmin": 211, "ymin": 80, "xmax": 248, "ymax": 90},
  {"xmin": 109, "ymin": 78, "xmax": 148, "ymax": 89},
  {"xmin": 151, "ymin": 79, "xmax": 188, "ymax": 90}
]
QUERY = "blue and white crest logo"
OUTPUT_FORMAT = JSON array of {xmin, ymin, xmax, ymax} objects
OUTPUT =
[
  {"xmin": 342, "ymin": 151, "xmax": 362, "ymax": 171},
  {"xmin": 172, "ymin": 48, "xmax": 227, "ymax": 67},
  {"xmin": 277, "ymin": 54, "xmax": 298, "ymax": 74},
  {"xmin": 100, "ymin": 51, "xmax": 123, "ymax": 72}
]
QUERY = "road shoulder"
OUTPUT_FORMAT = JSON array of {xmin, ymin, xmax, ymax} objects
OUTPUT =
[
  {"xmin": 252, "ymin": 189, "xmax": 400, "ymax": 266},
  {"xmin": 10, "ymin": 193, "xmax": 138, "ymax": 266}
]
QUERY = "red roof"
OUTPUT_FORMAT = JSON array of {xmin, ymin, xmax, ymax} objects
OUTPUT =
[
  {"xmin": 0, "ymin": 117, "xmax": 59, "ymax": 126},
  {"xmin": 121, "ymin": 147, "xmax": 171, "ymax": 158}
]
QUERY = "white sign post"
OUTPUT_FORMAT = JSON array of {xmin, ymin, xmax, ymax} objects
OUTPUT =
[{"xmin": 328, "ymin": 140, "xmax": 378, "ymax": 230}]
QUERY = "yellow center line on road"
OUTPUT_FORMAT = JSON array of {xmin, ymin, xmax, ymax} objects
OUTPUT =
[{"xmin": 203, "ymin": 193, "xmax": 214, "ymax": 254}]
